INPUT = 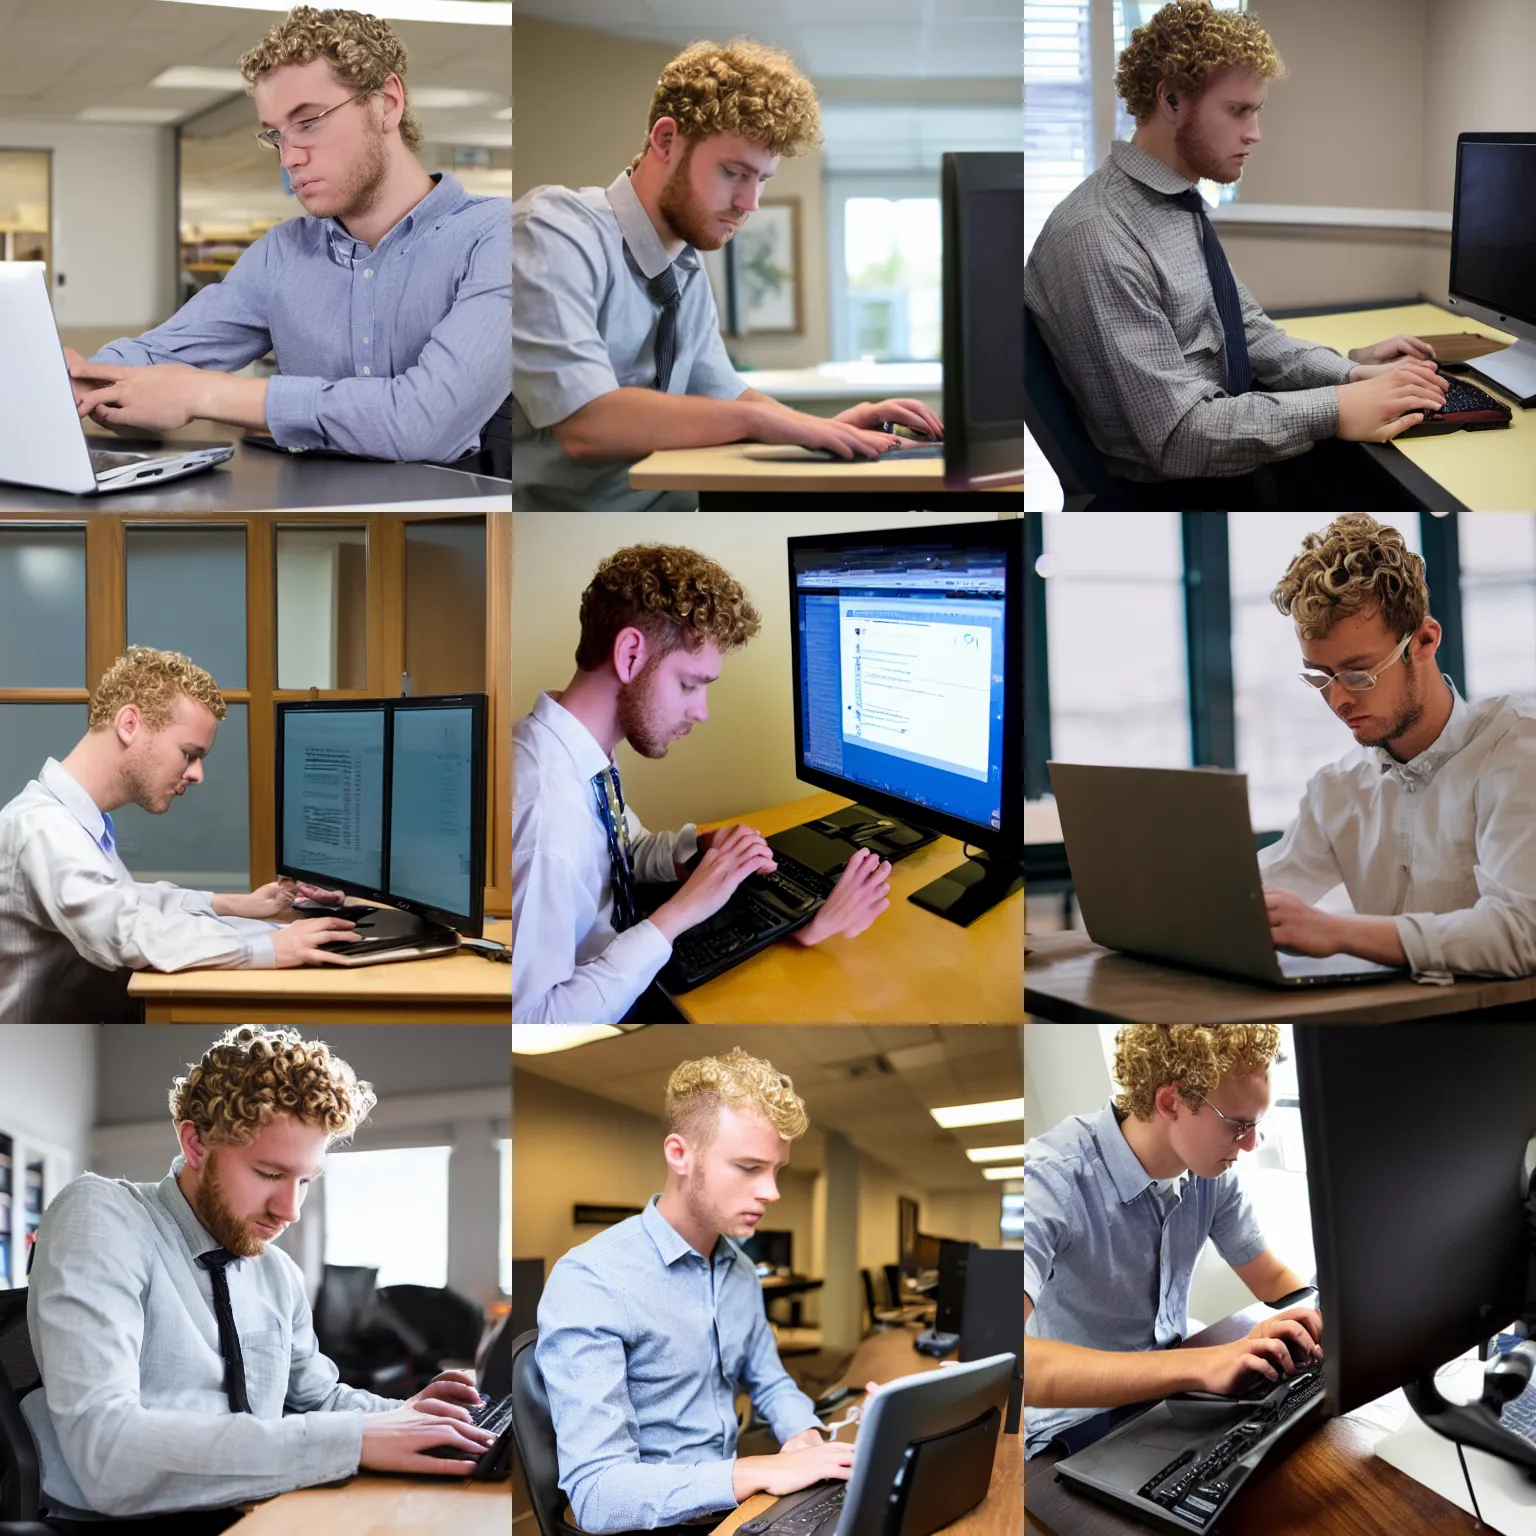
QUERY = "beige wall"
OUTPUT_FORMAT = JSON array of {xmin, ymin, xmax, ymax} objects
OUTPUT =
[
  {"xmin": 924, "ymin": 1190, "xmax": 1007, "ymax": 1249},
  {"xmin": 511, "ymin": 511, "xmax": 1014, "ymax": 835}
]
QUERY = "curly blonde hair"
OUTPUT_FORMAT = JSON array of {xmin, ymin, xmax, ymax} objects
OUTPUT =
[
  {"xmin": 1116, "ymin": 0, "xmax": 1286, "ymax": 125},
  {"xmin": 665, "ymin": 1047, "xmax": 809, "ymax": 1151},
  {"xmin": 629, "ymin": 39, "xmax": 821, "ymax": 174},
  {"xmin": 1113, "ymin": 1024, "xmax": 1283, "ymax": 1120},
  {"xmin": 170, "ymin": 1026, "xmax": 377, "ymax": 1148},
  {"xmin": 1270, "ymin": 514, "xmax": 1429, "ymax": 641},
  {"xmin": 238, "ymin": 6, "xmax": 422, "ymax": 153},
  {"xmin": 89, "ymin": 646, "xmax": 227, "ymax": 733},
  {"xmin": 575, "ymin": 544, "xmax": 761, "ymax": 671}
]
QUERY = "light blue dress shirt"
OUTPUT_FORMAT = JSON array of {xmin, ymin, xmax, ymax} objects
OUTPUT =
[
  {"xmin": 535, "ymin": 1195, "xmax": 821, "ymax": 1534},
  {"xmin": 92, "ymin": 172, "xmax": 510, "ymax": 465},
  {"xmin": 1023, "ymin": 1100, "xmax": 1267, "ymax": 1458},
  {"xmin": 512, "ymin": 169, "xmax": 748, "ymax": 509},
  {"xmin": 21, "ymin": 1159, "xmax": 400, "ymax": 1519}
]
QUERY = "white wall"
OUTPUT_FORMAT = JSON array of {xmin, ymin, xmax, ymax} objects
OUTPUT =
[{"xmin": 0, "ymin": 120, "xmax": 176, "ymax": 331}]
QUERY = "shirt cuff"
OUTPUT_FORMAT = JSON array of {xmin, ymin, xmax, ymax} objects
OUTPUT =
[
  {"xmin": 674, "ymin": 823, "xmax": 699, "ymax": 870},
  {"xmin": 265, "ymin": 374, "xmax": 328, "ymax": 450},
  {"xmin": 292, "ymin": 1408, "xmax": 367, "ymax": 1487},
  {"xmin": 769, "ymin": 1397, "xmax": 823, "ymax": 1443},
  {"xmin": 1394, "ymin": 912, "xmax": 1455, "ymax": 983},
  {"xmin": 245, "ymin": 935, "xmax": 278, "ymax": 970},
  {"xmin": 1287, "ymin": 383, "xmax": 1343, "ymax": 443}
]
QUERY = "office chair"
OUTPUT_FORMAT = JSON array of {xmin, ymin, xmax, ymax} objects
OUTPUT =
[
  {"xmin": 376, "ymin": 1283, "xmax": 484, "ymax": 1374},
  {"xmin": 861, "ymin": 1269, "xmax": 905, "ymax": 1332},
  {"xmin": 479, "ymin": 1312, "xmax": 513, "ymax": 1403},
  {"xmin": 509, "ymin": 1329, "xmax": 587, "ymax": 1536},
  {"xmin": 1023, "ymin": 305, "xmax": 1113, "ymax": 510},
  {"xmin": 882, "ymin": 1265, "xmax": 928, "ymax": 1323},
  {"xmin": 0, "ymin": 1289, "xmax": 54, "ymax": 1536},
  {"xmin": 313, "ymin": 1265, "xmax": 422, "ymax": 1393}
]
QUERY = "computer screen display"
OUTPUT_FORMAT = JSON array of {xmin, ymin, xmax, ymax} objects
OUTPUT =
[
  {"xmin": 790, "ymin": 528, "xmax": 1011, "ymax": 842},
  {"xmin": 389, "ymin": 703, "xmax": 477, "ymax": 920},
  {"xmin": 278, "ymin": 706, "xmax": 386, "ymax": 892},
  {"xmin": 741, "ymin": 1229, "xmax": 793, "ymax": 1271},
  {"xmin": 1450, "ymin": 136, "xmax": 1536, "ymax": 332}
]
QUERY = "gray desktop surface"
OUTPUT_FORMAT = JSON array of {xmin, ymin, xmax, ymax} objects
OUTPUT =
[{"xmin": 0, "ymin": 438, "xmax": 512, "ymax": 510}]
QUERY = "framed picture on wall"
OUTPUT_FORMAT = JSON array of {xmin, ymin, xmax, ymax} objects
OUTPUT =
[
  {"xmin": 898, "ymin": 1195, "xmax": 919, "ymax": 1266},
  {"xmin": 724, "ymin": 197, "xmax": 803, "ymax": 336}
]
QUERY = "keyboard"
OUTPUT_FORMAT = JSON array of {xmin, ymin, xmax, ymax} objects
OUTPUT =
[
  {"xmin": 421, "ymin": 1389, "xmax": 513, "ymax": 1479},
  {"xmin": 1399, "ymin": 375, "xmax": 1513, "ymax": 436},
  {"xmin": 740, "ymin": 1478, "xmax": 846, "ymax": 1536}
]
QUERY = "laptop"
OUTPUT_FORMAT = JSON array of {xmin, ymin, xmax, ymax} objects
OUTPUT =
[
  {"xmin": 1047, "ymin": 762, "xmax": 1406, "ymax": 987},
  {"xmin": 0, "ymin": 263, "xmax": 234, "ymax": 495}
]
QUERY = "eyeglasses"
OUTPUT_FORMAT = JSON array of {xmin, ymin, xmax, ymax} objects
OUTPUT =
[
  {"xmin": 254, "ymin": 90, "xmax": 374, "ymax": 152},
  {"xmin": 1190, "ymin": 1092, "xmax": 1266, "ymax": 1144},
  {"xmin": 1298, "ymin": 632, "xmax": 1412, "ymax": 694}
]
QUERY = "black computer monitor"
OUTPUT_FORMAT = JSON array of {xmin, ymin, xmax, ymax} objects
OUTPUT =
[
  {"xmin": 1297, "ymin": 1023, "xmax": 1536, "ymax": 1453},
  {"xmin": 935, "ymin": 1238, "xmax": 974, "ymax": 1335},
  {"xmin": 785, "ymin": 520, "xmax": 1022, "ymax": 924},
  {"xmin": 1446, "ymin": 132, "xmax": 1536, "ymax": 405},
  {"xmin": 914, "ymin": 1232, "xmax": 942, "ymax": 1271},
  {"xmin": 959, "ymin": 1247, "xmax": 1023, "ymax": 1434},
  {"xmin": 941, "ymin": 150, "xmax": 1024, "ymax": 491},
  {"xmin": 275, "ymin": 692, "xmax": 487, "ymax": 937},
  {"xmin": 741, "ymin": 1228, "xmax": 793, "ymax": 1272}
]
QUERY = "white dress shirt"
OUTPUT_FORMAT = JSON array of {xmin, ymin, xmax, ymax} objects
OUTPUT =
[
  {"xmin": 0, "ymin": 758, "xmax": 275, "ymax": 1023},
  {"xmin": 512, "ymin": 691, "xmax": 698, "ymax": 1023},
  {"xmin": 1258, "ymin": 683, "xmax": 1536, "ymax": 979}
]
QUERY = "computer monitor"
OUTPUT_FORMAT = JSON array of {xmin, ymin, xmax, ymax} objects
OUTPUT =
[
  {"xmin": 275, "ymin": 692, "xmax": 487, "ymax": 937},
  {"xmin": 914, "ymin": 1232, "xmax": 942, "ymax": 1272},
  {"xmin": 1296, "ymin": 1023, "xmax": 1536, "ymax": 1464},
  {"xmin": 935, "ymin": 1239, "xmax": 975, "ymax": 1336},
  {"xmin": 941, "ymin": 151, "xmax": 1024, "ymax": 491},
  {"xmin": 741, "ymin": 1228, "xmax": 793, "ymax": 1272},
  {"xmin": 1447, "ymin": 132, "xmax": 1536, "ymax": 405},
  {"xmin": 959, "ymin": 1247, "xmax": 1023, "ymax": 1434},
  {"xmin": 785, "ymin": 520, "xmax": 1023, "ymax": 924}
]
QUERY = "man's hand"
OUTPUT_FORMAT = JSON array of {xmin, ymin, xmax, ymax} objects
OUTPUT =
[
  {"xmin": 746, "ymin": 404, "xmax": 903, "ymax": 460},
  {"xmin": 1348, "ymin": 334, "xmax": 1436, "ymax": 367},
  {"xmin": 359, "ymin": 1403, "xmax": 497, "ymax": 1476},
  {"xmin": 268, "ymin": 916, "xmax": 357, "ymax": 967},
  {"xmin": 734, "ymin": 1441, "xmax": 856, "ymax": 1502},
  {"xmin": 70, "ymin": 360, "xmax": 209, "ymax": 432},
  {"xmin": 1250, "ymin": 1307, "xmax": 1323, "ymax": 1360},
  {"xmin": 791, "ymin": 848, "xmax": 891, "ymax": 946},
  {"xmin": 217, "ymin": 879, "xmax": 348, "ymax": 920},
  {"xmin": 777, "ymin": 1428, "xmax": 825, "ymax": 1454},
  {"xmin": 833, "ymin": 398, "xmax": 945, "ymax": 442},
  {"xmin": 62, "ymin": 346, "xmax": 95, "ymax": 412},
  {"xmin": 1347, "ymin": 357, "xmax": 1443, "ymax": 383},
  {"xmin": 1185, "ymin": 1334, "xmax": 1310, "ymax": 1396},
  {"xmin": 1335, "ymin": 362, "xmax": 1447, "ymax": 442},
  {"xmin": 1263, "ymin": 887, "xmax": 1341, "ymax": 958},
  {"xmin": 649, "ymin": 825, "xmax": 777, "ymax": 942},
  {"xmin": 406, "ymin": 1369, "xmax": 483, "ymax": 1424}
]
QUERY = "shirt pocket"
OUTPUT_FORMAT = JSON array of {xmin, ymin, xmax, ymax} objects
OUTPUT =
[{"xmin": 234, "ymin": 1323, "xmax": 291, "ymax": 1417}]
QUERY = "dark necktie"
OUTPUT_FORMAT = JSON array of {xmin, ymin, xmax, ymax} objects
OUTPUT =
[
  {"xmin": 197, "ymin": 1248, "xmax": 251, "ymax": 1414},
  {"xmin": 592, "ymin": 763, "xmax": 638, "ymax": 932},
  {"xmin": 1170, "ymin": 188, "xmax": 1253, "ymax": 396},
  {"xmin": 645, "ymin": 264, "xmax": 681, "ymax": 393}
]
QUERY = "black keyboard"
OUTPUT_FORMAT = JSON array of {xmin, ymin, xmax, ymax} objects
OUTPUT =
[
  {"xmin": 420, "ymin": 1389, "xmax": 513, "ymax": 1479},
  {"xmin": 741, "ymin": 1479, "xmax": 846, "ymax": 1536},
  {"xmin": 1400, "ymin": 375, "xmax": 1513, "ymax": 436}
]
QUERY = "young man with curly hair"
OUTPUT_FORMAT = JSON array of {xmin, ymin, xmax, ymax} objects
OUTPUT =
[
  {"xmin": 65, "ymin": 6, "xmax": 511, "ymax": 471},
  {"xmin": 0, "ymin": 646, "xmax": 357, "ymax": 1023},
  {"xmin": 1024, "ymin": 1024, "xmax": 1321, "ymax": 1460},
  {"xmin": 22, "ymin": 1027, "xmax": 496, "ymax": 1533},
  {"xmin": 538, "ymin": 1048, "xmax": 869, "ymax": 1533},
  {"xmin": 1023, "ymin": 0, "xmax": 1448, "ymax": 508},
  {"xmin": 512, "ymin": 545, "xmax": 893, "ymax": 1024},
  {"xmin": 1258, "ymin": 514, "xmax": 1536, "ymax": 979},
  {"xmin": 513, "ymin": 39, "xmax": 944, "ymax": 509}
]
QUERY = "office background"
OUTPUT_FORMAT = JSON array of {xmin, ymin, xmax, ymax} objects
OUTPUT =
[
  {"xmin": 0, "ymin": 510, "xmax": 512, "ymax": 915},
  {"xmin": 0, "ymin": 1023, "xmax": 511, "ymax": 1308},
  {"xmin": 512, "ymin": 1024, "xmax": 1021, "ymax": 1355},
  {"xmin": 512, "ymin": 510, "xmax": 1018, "ymax": 836}
]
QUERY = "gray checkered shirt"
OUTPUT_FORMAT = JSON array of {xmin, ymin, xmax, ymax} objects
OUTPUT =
[{"xmin": 1023, "ymin": 140, "xmax": 1356, "ymax": 482}]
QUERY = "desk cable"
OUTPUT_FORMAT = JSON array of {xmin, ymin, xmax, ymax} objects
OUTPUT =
[{"xmin": 1454, "ymin": 1441, "xmax": 1484, "ymax": 1528}]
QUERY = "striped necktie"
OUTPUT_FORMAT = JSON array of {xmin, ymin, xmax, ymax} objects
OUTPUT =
[
  {"xmin": 1170, "ymin": 188, "xmax": 1252, "ymax": 395},
  {"xmin": 592, "ymin": 764, "xmax": 639, "ymax": 932},
  {"xmin": 645, "ymin": 263, "xmax": 681, "ymax": 393}
]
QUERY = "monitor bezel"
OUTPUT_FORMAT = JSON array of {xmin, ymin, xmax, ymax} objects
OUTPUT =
[
  {"xmin": 1446, "ymin": 131, "xmax": 1536, "ymax": 344},
  {"xmin": 785, "ymin": 519, "xmax": 1022, "ymax": 858}
]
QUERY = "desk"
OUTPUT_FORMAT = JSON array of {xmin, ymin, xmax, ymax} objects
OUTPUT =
[
  {"xmin": 714, "ymin": 1321, "xmax": 1022, "ymax": 1536},
  {"xmin": 1275, "ymin": 302, "xmax": 1529, "ymax": 511},
  {"xmin": 629, "ymin": 444, "xmax": 1022, "ymax": 510},
  {"xmin": 0, "ymin": 439, "xmax": 512, "ymax": 510},
  {"xmin": 233, "ymin": 1473, "xmax": 509, "ymax": 1535},
  {"xmin": 1024, "ymin": 1306, "xmax": 1477, "ymax": 1536},
  {"xmin": 668, "ymin": 791, "xmax": 1023, "ymax": 1024},
  {"xmin": 128, "ymin": 919, "xmax": 513, "ymax": 1023},
  {"xmin": 760, "ymin": 1274, "xmax": 824, "ymax": 1330},
  {"xmin": 1023, "ymin": 929, "xmax": 1536, "ymax": 1023}
]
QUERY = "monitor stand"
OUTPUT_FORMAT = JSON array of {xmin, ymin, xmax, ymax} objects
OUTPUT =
[
  {"xmin": 909, "ymin": 849, "xmax": 1024, "ymax": 927},
  {"xmin": 1472, "ymin": 336, "xmax": 1536, "ymax": 408},
  {"xmin": 338, "ymin": 905, "xmax": 456, "ymax": 948}
]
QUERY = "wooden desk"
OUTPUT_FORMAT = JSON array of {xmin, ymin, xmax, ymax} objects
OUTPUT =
[
  {"xmin": 670, "ymin": 792, "xmax": 1023, "ymax": 1024},
  {"xmin": 1023, "ymin": 929, "xmax": 1536, "ymax": 1024},
  {"xmin": 629, "ymin": 444, "xmax": 1022, "ymax": 511},
  {"xmin": 1025, "ymin": 1306, "xmax": 1477, "ymax": 1536},
  {"xmin": 1275, "ymin": 302, "xmax": 1529, "ymax": 512},
  {"xmin": 129, "ymin": 919, "xmax": 513, "ymax": 1023},
  {"xmin": 233, "ymin": 1473, "xmax": 509, "ymax": 1536},
  {"xmin": 713, "ymin": 1322, "xmax": 1022, "ymax": 1536}
]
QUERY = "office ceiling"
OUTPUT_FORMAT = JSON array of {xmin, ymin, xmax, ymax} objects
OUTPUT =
[
  {"xmin": 514, "ymin": 0, "xmax": 1022, "ymax": 82},
  {"xmin": 514, "ymin": 1026, "xmax": 1023, "ymax": 1195}
]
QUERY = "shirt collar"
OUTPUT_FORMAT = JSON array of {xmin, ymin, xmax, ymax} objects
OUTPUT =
[
  {"xmin": 323, "ymin": 169, "xmax": 462, "ymax": 257},
  {"xmin": 531, "ymin": 690, "xmax": 615, "ymax": 783},
  {"xmin": 641, "ymin": 1193, "xmax": 726, "ymax": 1267},
  {"xmin": 39, "ymin": 757, "xmax": 114, "ymax": 854},
  {"xmin": 605, "ymin": 169, "xmax": 701, "ymax": 282},
  {"xmin": 1093, "ymin": 1100, "xmax": 1172, "ymax": 1205},
  {"xmin": 1108, "ymin": 138, "xmax": 1200, "ymax": 199},
  {"xmin": 1371, "ymin": 678, "xmax": 1470, "ymax": 784},
  {"xmin": 154, "ymin": 1156, "xmax": 239, "ymax": 1263}
]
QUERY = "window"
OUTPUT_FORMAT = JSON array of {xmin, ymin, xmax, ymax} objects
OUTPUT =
[
  {"xmin": 1229, "ymin": 514, "xmax": 1422, "ymax": 831},
  {"xmin": 1040, "ymin": 511, "xmax": 1190, "ymax": 768},
  {"xmin": 323, "ymin": 1145, "xmax": 453, "ymax": 1290},
  {"xmin": 125, "ymin": 526, "xmax": 247, "ymax": 690},
  {"xmin": 0, "ymin": 528, "xmax": 86, "ymax": 689},
  {"xmin": 1459, "ymin": 513, "xmax": 1536, "ymax": 701},
  {"xmin": 276, "ymin": 527, "xmax": 368, "ymax": 690}
]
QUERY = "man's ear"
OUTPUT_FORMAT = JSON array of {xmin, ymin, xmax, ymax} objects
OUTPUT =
[
  {"xmin": 177, "ymin": 1119, "xmax": 210, "ymax": 1172},
  {"xmin": 612, "ymin": 627, "xmax": 650, "ymax": 685}
]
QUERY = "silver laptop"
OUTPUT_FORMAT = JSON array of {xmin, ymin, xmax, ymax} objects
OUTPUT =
[
  {"xmin": 0, "ymin": 263, "xmax": 234, "ymax": 495},
  {"xmin": 1047, "ymin": 762, "xmax": 1406, "ymax": 987}
]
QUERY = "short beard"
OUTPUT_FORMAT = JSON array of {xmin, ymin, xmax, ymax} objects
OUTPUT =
[
  {"xmin": 616, "ymin": 662, "xmax": 672, "ymax": 759},
  {"xmin": 120, "ymin": 753, "xmax": 169, "ymax": 814},
  {"xmin": 194, "ymin": 1149, "xmax": 266, "ymax": 1259},
  {"xmin": 683, "ymin": 1163, "xmax": 721, "ymax": 1243},
  {"xmin": 656, "ymin": 139, "xmax": 734, "ymax": 252},
  {"xmin": 1358, "ymin": 651, "xmax": 1425, "ymax": 751},
  {"xmin": 1174, "ymin": 110, "xmax": 1240, "ymax": 185},
  {"xmin": 331, "ymin": 115, "xmax": 391, "ymax": 225}
]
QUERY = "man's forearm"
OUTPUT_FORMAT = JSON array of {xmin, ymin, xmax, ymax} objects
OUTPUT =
[
  {"xmin": 558, "ymin": 387, "xmax": 763, "ymax": 461},
  {"xmin": 1330, "ymin": 913, "xmax": 1408, "ymax": 966},
  {"xmin": 1025, "ymin": 1338, "xmax": 1206, "ymax": 1410},
  {"xmin": 197, "ymin": 372, "xmax": 270, "ymax": 431}
]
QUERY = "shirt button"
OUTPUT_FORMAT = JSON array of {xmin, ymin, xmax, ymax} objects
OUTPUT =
[
  {"xmin": 362, "ymin": 366, "xmax": 371, "ymax": 375},
  {"xmin": 362, "ymin": 337, "xmax": 370, "ymax": 345},
  {"xmin": 364, "ymin": 268, "xmax": 374, "ymax": 278}
]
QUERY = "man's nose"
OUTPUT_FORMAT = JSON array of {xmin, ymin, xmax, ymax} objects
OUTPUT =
[
  {"xmin": 184, "ymin": 759, "xmax": 205, "ymax": 785},
  {"xmin": 735, "ymin": 182, "xmax": 761, "ymax": 214}
]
